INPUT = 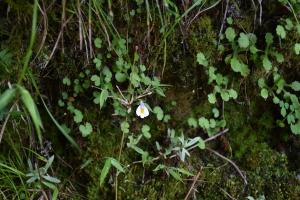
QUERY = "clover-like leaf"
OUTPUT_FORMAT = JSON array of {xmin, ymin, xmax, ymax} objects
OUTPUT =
[
  {"xmin": 294, "ymin": 43, "xmax": 300, "ymax": 55},
  {"xmin": 212, "ymin": 108, "xmax": 219, "ymax": 118},
  {"xmin": 221, "ymin": 90, "xmax": 230, "ymax": 101},
  {"xmin": 63, "ymin": 77, "xmax": 71, "ymax": 86},
  {"xmin": 141, "ymin": 125, "xmax": 151, "ymax": 139},
  {"xmin": 153, "ymin": 106, "xmax": 164, "ymax": 120},
  {"xmin": 197, "ymin": 137, "xmax": 206, "ymax": 149},
  {"xmin": 238, "ymin": 33, "xmax": 250, "ymax": 48},
  {"xmin": 265, "ymin": 33, "xmax": 273, "ymax": 46},
  {"xmin": 225, "ymin": 27, "xmax": 236, "ymax": 42},
  {"xmin": 93, "ymin": 57, "xmax": 101, "ymax": 69},
  {"xmin": 187, "ymin": 117, "xmax": 198, "ymax": 128},
  {"xmin": 94, "ymin": 38, "xmax": 102, "ymax": 48},
  {"xmin": 290, "ymin": 81, "xmax": 300, "ymax": 91},
  {"xmin": 228, "ymin": 89, "xmax": 238, "ymax": 99},
  {"xmin": 73, "ymin": 109, "xmax": 83, "ymax": 123},
  {"xmin": 198, "ymin": 117, "xmax": 209, "ymax": 129},
  {"xmin": 79, "ymin": 122, "xmax": 93, "ymax": 137},
  {"xmin": 91, "ymin": 75, "xmax": 100, "ymax": 86},
  {"xmin": 260, "ymin": 88, "xmax": 268, "ymax": 100},
  {"xmin": 208, "ymin": 93, "xmax": 216, "ymax": 104},
  {"xmin": 230, "ymin": 57, "xmax": 250, "ymax": 77},
  {"xmin": 120, "ymin": 121, "xmax": 130, "ymax": 134},
  {"xmin": 115, "ymin": 72, "xmax": 127, "ymax": 83},
  {"xmin": 276, "ymin": 25, "xmax": 286, "ymax": 39},
  {"xmin": 196, "ymin": 52, "xmax": 208, "ymax": 66}
]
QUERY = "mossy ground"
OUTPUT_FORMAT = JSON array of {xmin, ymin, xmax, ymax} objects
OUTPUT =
[{"xmin": 0, "ymin": 0, "xmax": 299, "ymax": 199}]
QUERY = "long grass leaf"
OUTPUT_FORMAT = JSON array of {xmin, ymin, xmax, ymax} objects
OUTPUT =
[
  {"xmin": 40, "ymin": 98, "xmax": 81, "ymax": 152},
  {"xmin": 99, "ymin": 158, "xmax": 112, "ymax": 186},
  {"xmin": 0, "ymin": 88, "xmax": 16, "ymax": 111},
  {"xmin": 17, "ymin": 85, "xmax": 43, "ymax": 144}
]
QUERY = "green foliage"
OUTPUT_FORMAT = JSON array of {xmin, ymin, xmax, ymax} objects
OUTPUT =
[
  {"xmin": 276, "ymin": 25, "xmax": 286, "ymax": 39},
  {"xmin": 121, "ymin": 121, "xmax": 130, "ymax": 134},
  {"xmin": 225, "ymin": 27, "xmax": 236, "ymax": 42},
  {"xmin": 79, "ymin": 122, "xmax": 93, "ymax": 137},
  {"xmin": 141, "ymin": 125, "xmax": 151, "ymax": 139},
  {"xmin": 153, "ymin": 106, "xmax": 164, "ymax": 120},
  {"xmin": 26, "ymin": 155, "xmax": 60, "ymax": 200},
  {"xmin": 238, "ymin": 33, "xmax": 250, "ymax": 48},
  {"xmin": 100, "ymin": 158, "xmax": 124, "ymax": 186},
  {"xmin": 2, "ymin": 1, "xmax": 300, "ymax": 199}
]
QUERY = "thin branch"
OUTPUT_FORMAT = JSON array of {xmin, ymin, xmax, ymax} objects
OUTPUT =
[
  {"xmin": 184, "ymin": 167, "xmax": 202, "ymax": 200},
  {"xmin": 0, "ymin": 103, "xmax": 16, "ymax": 143},
  {"xmin": 217, "ymin": 0, "xmax": 229, "ymax": 46},
  {"xmin": 187, "ymin": 0, "xmax": 222, "ymax": 30},
  {"xmin": 204, "ymin": 128, "xmax": 229, "ymax": 143},
  {"xmin": 206, "ymin": 147, "xmax": 248, "ymax": 185}
]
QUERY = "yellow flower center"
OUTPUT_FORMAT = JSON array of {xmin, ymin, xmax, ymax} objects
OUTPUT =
[{"xmin": 140, "ymin": 108, "xmax": 144, "ymax": 114}]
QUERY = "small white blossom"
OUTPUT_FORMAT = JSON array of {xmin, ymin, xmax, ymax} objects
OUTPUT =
[{"xmin": 136, "ymin": 101, "xmax": 149, "ymax": 118}]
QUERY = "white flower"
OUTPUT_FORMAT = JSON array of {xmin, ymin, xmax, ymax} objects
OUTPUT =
[{"xmin": 136, "ymin": 101, "xmax": 149, "ymax": 118}]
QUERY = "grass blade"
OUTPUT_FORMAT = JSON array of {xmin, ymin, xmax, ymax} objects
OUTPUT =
[
  {"xmin": 17, "ymin": 85, "xmax": 43, "ymax": 144},
  {"xmin": 40, "ymin": 98, "xmax": 81, "ymax": 152},
  {"xmin": 100, "ymin": 158, "xmax": 112, "ymax": 186},
  {"xmin": 0, "ymin": 88, "xmax": 16, "ymax": 111}
]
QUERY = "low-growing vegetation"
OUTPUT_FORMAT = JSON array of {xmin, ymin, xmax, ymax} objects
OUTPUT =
[{"xmin": 0, "ymin": 0, "xmax": 299, "ymax": 199}]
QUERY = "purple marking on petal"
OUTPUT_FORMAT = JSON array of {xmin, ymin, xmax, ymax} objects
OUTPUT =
[{"xmin": 140, "ymin": 101, "xmax": 145, "ymax": 107}]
